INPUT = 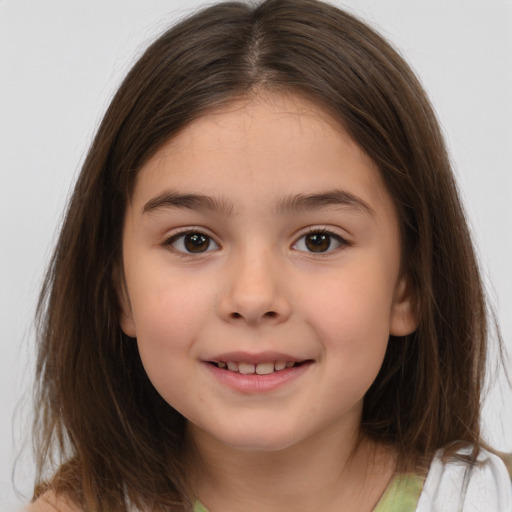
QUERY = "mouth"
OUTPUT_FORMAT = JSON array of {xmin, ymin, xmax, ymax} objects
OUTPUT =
[
  {"xmin": 204, "ymin": 354, "xmax": 314, "ymax": 392},
  {"xmin": 208, "ymin": 360, "xmax": 309, "ymax": 375}
]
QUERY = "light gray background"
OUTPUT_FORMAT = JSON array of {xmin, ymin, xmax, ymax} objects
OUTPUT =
[{"xmin": 1, "ymin": 1, "xmax": 511, "ymax": 509}]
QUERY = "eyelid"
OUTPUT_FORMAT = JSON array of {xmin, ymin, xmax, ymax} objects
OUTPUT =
[
  {"xmin": 292, "ymin": 227, "xmax": 351, "ymax": 254},
  {"xmin": 163, "ymin": 228, "xmax": 221, "ymax": 255}
]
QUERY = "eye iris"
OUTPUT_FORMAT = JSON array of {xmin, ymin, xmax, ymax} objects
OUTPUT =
[
  {"xmin": 184, "ymin": 233, "xmax": 210, "ymax": 253},
  {"xmin": 305, "ymin": 233, "xmax": 331, "ymax": 252}
]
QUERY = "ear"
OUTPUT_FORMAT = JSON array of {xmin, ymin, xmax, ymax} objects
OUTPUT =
[
  {"xmin": 390, "ymin": 276, "xmax": 418, "ymax": 336},
  {"xmin": 113, "ymin": 264, "xmax": 137, "ymax": 338}
]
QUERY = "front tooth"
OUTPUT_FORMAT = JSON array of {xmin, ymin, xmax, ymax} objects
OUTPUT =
[
  {"xmin": 227, "ymin": 361, "xmax": 239, "ymax": 372},
  {"xmin": 256, "ymin": 362, "xmax": 274, "ymax": 375},
  {"xmin": 275, "ymin": 361, "xmax": 286, "ymax": 371},
  {"xmin": 238, "ymin": 362, "xmax": 256, "ymax": 374}
]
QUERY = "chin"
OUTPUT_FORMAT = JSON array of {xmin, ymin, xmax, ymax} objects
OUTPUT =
[{"xmin": 212, "ymin": 422, "xmax": 306, "ymax": 453}]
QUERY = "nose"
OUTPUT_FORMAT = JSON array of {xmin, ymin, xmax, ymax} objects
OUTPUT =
[{"xmin": 217, "ymin": 249, "xmax": 291, "ymax": 325}]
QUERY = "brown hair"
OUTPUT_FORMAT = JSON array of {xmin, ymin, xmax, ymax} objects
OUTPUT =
[{"xmin": 33, "ymin": 0, "xmax": 492, "ymax": 510}]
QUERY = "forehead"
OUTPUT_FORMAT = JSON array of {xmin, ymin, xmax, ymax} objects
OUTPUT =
[
  {"xmin": 131, "ymin": 92, "xmax": 394, "ymax": 219},
  {"xmin": 166, "ymin": 93, "xmax": 342, "ymax": 150}
]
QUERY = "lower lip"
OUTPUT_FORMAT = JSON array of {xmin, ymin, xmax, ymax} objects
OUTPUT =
[{"xmin": 204, "ymin": 362, "xmax": 313, "ymax": 393}]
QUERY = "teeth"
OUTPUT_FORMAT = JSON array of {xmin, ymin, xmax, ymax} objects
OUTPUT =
[
  {"xmin": 215, "ymin": 361, "xmax": 298, "ymax": 374},
  {"xmin": 238, "ymin": 362, "xmax": 256, "ymax": 374},
  {"xmin": 255, "ymin": 362, "xmax": 274, "ymax": 375},
  {"xmin": 227, "ymin": 361, "xmax": 239, "ymax": 372}
]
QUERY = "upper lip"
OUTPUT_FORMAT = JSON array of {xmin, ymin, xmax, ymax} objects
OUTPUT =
[{"xmin": 205, "ymin": 351, "xmax": 307, "ymax": 364}]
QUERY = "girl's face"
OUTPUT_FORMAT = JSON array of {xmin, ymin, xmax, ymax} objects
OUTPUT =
[{"xmin": 120, "ymin": 93, "xmax": 416, "ymax": 453}]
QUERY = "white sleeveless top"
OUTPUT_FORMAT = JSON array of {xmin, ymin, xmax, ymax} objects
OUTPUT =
[{"xmin": 416, "ymin": 448, "xmax": 512, "ymax": 511}]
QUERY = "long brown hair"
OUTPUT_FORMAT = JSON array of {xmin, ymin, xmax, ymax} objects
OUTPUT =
[{"xmin": 33, "ymin": 0, "xmax": 492, "ymax": 510}]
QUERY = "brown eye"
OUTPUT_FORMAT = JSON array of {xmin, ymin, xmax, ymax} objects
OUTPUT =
[
  {"xmin": 305, "ymin": 233, "xmax": 331, "ymax": 252},
  {"xmin": 184, "ymin": 233, "xmax": 210, "ymax": 252},
  {"xmin": 293, "ymin": 231, "xmax": 346, "ymax": 253},
  {"xmin": 168, "ymin": 232, "xmax": 219, "ymax": 254}
]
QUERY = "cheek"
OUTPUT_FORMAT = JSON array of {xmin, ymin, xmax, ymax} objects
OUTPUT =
[
  {"xmin": 127, "ymin": 272, "xmax": 214, "ymax": 378},
  {"xmin": 129, "ymin": 264, "xmax": 213, "ymax": 333},
  {"xmin": 306, "ymin": 265, "xmax": 395, "ymax": 335},
  {"xmin": 301, "ymin": 264, "xmax": 395, "ymax": 379},
  {"xmin": 130, "ymin": 285, "xmax": 211, "ymax": 412}
]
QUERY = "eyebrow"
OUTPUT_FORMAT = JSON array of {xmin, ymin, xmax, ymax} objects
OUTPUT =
[
  {"xmin": 142, "ymin": 191, "xmax": 233, "ymax": 216},
  {"xmin": 141, "ymin": 189, "xmax": 374, "ymax": 217},
  {"xmin": 275, "ymin": 190, "xmax": 375, "ymax": 216}
]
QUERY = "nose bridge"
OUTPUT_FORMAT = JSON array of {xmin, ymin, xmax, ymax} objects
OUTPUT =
[{"xmin": 219, "ymin": 242, "xmax": 290, "ymax": 324}]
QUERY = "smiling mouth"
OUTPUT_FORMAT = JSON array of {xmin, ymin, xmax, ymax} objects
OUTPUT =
[{"xmin": 208, "ymin": 360, "xmax": 309, "ymax": 375}]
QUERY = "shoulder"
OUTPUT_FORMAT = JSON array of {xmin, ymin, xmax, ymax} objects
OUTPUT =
[
  {"xmin": 23, "ymin": 491, "xmax": 82, "ymax": 512},
  {"xmin": 416, "ymin": 447, "xmax": 512, "ymax": 512}
]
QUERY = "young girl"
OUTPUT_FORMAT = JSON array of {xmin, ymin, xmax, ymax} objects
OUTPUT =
[{"xmin": 27, "ymin": 0, "xmax": 511, "ymax": 511}]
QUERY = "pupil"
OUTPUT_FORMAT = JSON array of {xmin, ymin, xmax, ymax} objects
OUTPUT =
[
  {"xmin": 184, "ymin": 233, "xmax": 210, "ymax": 253},
  {"xmin": 305, "ymin": 233, "xmax": 330, "ymax": 252}
]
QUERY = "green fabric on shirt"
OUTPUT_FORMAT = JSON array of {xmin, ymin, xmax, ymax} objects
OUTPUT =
[
  {"xmin": 193, "ymin": 502, "xmax": 209, "ymax": 512},
  {"xmin": 193, "ymin": 473, "xmax": 424, "ymax": 512},
  {"xmin": 373, "ymin": 474, "xmax": 424, "ymax": 512}
]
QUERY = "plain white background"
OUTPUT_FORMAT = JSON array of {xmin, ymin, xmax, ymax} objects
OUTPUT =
[{"xmin": 1, "ymin": 0, "xmax": 511, "ymax": 509}]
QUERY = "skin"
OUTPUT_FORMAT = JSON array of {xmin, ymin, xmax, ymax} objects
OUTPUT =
[
  {"xmin": 119, "ymin": 92, "xmax": 417, "ymax": 511},
  {"xmin": 30, "ymin": 92, "xmax": 417, "ymax": 512}
]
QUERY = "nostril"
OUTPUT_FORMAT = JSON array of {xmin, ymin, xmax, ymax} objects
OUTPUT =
[{"xmin": 229, "ymin": 311, "xmax": 277, "ymax": 320}]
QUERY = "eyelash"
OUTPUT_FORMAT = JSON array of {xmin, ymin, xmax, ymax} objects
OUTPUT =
[
  {"xmin": 292, "ymin": 228, "xmax": 350, "ymax": 254},
  {"xmin": 163, "ymin": 229, "xmax": 220, "ymax": 256},
  {"xmin": 163, "ymin": 228, "xmax": 350, "ymax": 256}
]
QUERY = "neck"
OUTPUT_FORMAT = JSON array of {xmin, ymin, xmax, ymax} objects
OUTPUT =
[{"xmin": 182, "ymin": 422, "xmax": 396, "ymax": 512}]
